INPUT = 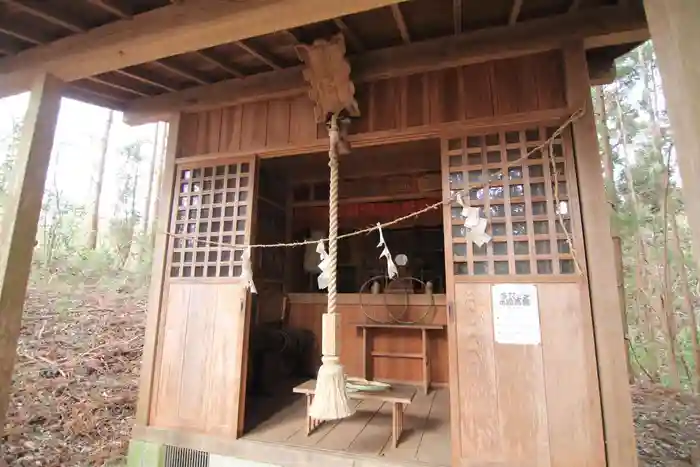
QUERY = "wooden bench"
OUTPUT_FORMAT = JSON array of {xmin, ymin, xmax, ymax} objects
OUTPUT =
[{"xmin": 293, "ymin": 379, "xmax": 416, "ymax": 448}]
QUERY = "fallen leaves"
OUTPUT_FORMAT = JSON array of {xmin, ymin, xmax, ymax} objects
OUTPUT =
[{"xmin": 2, "ymin": 285, "xmax": 146, "ymax": 467}]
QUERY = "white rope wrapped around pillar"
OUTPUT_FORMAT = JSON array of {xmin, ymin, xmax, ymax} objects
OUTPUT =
[{"xmin": 309, "ymin": 114, "xmax": 355, "ymax": 420}]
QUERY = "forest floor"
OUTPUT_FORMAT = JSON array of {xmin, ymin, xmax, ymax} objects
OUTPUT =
[{"xmin": 1, "ymin": 282, "xmax": 700, "ymax": 467}]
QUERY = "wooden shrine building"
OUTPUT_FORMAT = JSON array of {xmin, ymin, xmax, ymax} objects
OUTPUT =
[{"xmin": 0, "ymin": 1, "xmax": 698, "ymax": 467}]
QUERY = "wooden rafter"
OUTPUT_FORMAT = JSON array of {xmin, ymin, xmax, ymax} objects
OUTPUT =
[
  {"xmin": 390, "ymin": 4, "xmax": 411, "ymax": 43},
  {"xmin": 453, "ymin": 0, "xmax": 462, "ymax": 34},
  {"xmin": 1, "ymin": 0, "xmax": 85, "ymax": 33},
  {"xmin": 151, "ymin": 60, "xmax": 210, "ymax": 85},
  {"xmin": 0, "ymin": 26, "xmax": 41, "ymax": 45},
  {"xmin": 115, "ymin": 70, "xmax": 178, "ymax": 93},
  {"xmin": 236, "ymin": 40, "xmax": 282, "ymax": 70},
  {"xmin": 195, "ymin": 51, "xmax": 245, "ymax": 78},
  {"xmin": 88, "ymin": 76, "xmax": 149, "ymax": 97},
  {"xmin": 0, "ymin": 14, "xmax": 171, "ymax": 98},
  {"xmin": 65, "ymin": 85, "xmax": 125, "ymax": 109},
  {"xmin": 122, "ymin": 5, "xmax": 648, "ymax": 125},
  {"xmin": 87, "ymin": 0, "xmax": 131, "ymax": 18},
  {"xmin": 333, "ymin": 18, "xmax": 365, "ymax": 52},
  {"xmin": 0, "ymin": 0, "xmax": 406, "ymax": 98},
  {"xmin": 509, "ymin": 0, "xmax": 524, "ymax": 24}
]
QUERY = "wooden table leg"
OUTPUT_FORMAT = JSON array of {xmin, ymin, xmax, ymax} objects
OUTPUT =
[
  {"xmin": 306, "ymin": 394, "xmax": 313, "ymax": 435},
  {"xmin": 306, "ymin": 394, "xmax": 325, "ymax": 435},
  {"xmin": 392, "ymin": 402, "xmax": 398, "ymax": 448},
  {"xmin": 422, "ymin": 328, "xmax": 429, "ymax": 395},
  {"xmin": 392, "ymin": 402, "xmax": 406, "ymax": 448},
  {"xmin": 362, "ymin": 327, "xmax": 371, "ymax": 381}
]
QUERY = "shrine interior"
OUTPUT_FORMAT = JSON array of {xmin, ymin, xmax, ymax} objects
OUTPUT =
[{"xmin": 242, "ymin": 138, "xmax": 451, "ymax": 465}]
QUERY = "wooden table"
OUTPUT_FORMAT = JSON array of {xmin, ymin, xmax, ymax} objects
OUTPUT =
[
  {"xmin": 293, "ymin": 379, "xmax": 416, "ymax": 448},
  {"xmin": 353, "ymin": 323, "xmax": 445, "ymax": 394}
]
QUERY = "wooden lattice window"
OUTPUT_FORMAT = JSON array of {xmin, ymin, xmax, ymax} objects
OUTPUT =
[
  {"xmin": 169, "ymin": 160, "xmax": 253, "ymax": 278},
  {"xmin": 444, "ymin": 125, "xmax": 578, "ymax": 277}
]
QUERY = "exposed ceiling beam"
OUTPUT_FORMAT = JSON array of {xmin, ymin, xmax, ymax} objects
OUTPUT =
[
  {"xmin": 0, "ymin": 0, "xmax": 407, "ymax": 98},
  {"xmin": 195, "ymin": 50, "xmax": 245, "ymax": 78},
  {"xmin": 390, "ymin": 4, "xmax": 411, "ymax": 44},
  {"xmin": 151, "ymin": 60, "xmax": 210, "ymax": 85},
  {"xmin": 333, "ymin": 18, "xmax": 365, "ymax": 52},
  {"xmin": 0, "ymin": 26, "xmax": 41, "ymax": 45},
  {"xmin": 87, "ymin": 0, "xmax": 132, "ymax": 18},
  {"xmin": 88, "ymin": 76, "xmax": 150, "ymax": 97},
  {"xmin": 235, "ymin": 40, "xmax": 282, "ymax": 70},
  {"xmin": 569, "ymin": 0, "xmax": 583, "ymax": 13},
  {"xmin": 123, "ymin": 5, "xmax": 648, "ymax": 125},
  {"xmin": 65, "ymin": 84, "xmax": 127, "ymax": 109},
  {"xmin": 453, "ymin": 0, "xmax": 462, "ymax": 34},
  {"xmin": 509, "ymin": 0, "xmax": 524, "ymax": 24},
  {"xmin": 1, "ymin": 0, "xmax": 85, "ymax": 33},
  {"xmin": 115, "ymin": 69, "xmax": 178, "ymax": 92}
]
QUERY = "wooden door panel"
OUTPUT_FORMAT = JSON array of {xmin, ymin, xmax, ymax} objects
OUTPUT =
[
  {"xmin": 150, "ymin": 155, "xmax": 257, "ymax": 437},
  {"xmin": 442, "ymin": 125, "xmax": 604, "ymax": 466},
  {"xmin": 203, "ymin": 284, "xmax": 248, "ymax": 436},
  {"xmin": 452, "ymin": 283, "xmax": 501, "ymax": 461},
  {"xmin": 539, "ymin": 283, "xmax": 605, "ymax": 467},
  {"xmin": 451, "ymin": 282, "xmax": 602, "ymax": 467},
  {"xmin": 151, "ymin": 283, "xmax": 247, "ymax": 437}
]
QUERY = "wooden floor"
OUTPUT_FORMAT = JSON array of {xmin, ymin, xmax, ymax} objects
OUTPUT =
[{"xmin": 244, "ymin": 386, "xmax": 451, "ymax": 467}]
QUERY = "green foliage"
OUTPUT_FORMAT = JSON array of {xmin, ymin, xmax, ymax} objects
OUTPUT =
[
  {"xmin": 601, "ymin": 41, "xmax": 700, "ymax": 391},
  {"xmin": 17, "ymin": 134, "xmax": 157, "ymax": 297}
]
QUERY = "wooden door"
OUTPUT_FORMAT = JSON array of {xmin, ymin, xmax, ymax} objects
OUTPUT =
[
  {"xmin": 441, "ymin": 125, "xmax": 605, "ymax": 467},
  {"xmin": 150, "ymin": 156, "xmax": 257, "ymax": 438}
]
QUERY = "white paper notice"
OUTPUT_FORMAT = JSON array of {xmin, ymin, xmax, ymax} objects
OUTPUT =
[{"xmin": 491, "ymin": 284, "xmax": 541, "ymax": 345}]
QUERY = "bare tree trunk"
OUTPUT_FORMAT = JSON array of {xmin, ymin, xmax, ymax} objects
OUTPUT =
[
  {"xmin": 87, "ymin": 110, "xmax": 113, "ymax": 250},
  {"xmin": 150, "ymin": 123, "xmax": 168, "ymax": 249},
  {"xmin": 639, "ymin": 46, "xmax": 689, "ymax": 388},
  {"xmin": 613, "ymin": 89, "xmax": 660, "ymax": 381},
  {"xmin": 142, "ymin": 123, "xmax": 160, "ymax": 237},
  {"xmin": 671, "ymin": 217, "xmax": 700, "ymax": 393},
  {"xmin": 595, "ymin": 85, "xmax": 634, "ymax": 383},
  {"xmin": 659, "ymin": 165, "xmax": 682, "ymax": 389},
  {"xmin": 123, "ymin": 167, "xmax": 140, "ymax": 268},
  {"xmin": 595, "ymin": 86, "xmax": 615, "ymax": 190}
]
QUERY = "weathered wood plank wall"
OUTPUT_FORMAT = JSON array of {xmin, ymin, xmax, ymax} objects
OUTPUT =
[{"xmin": 176, "ymin": 51, "xmax": 566, "ymax": 158}]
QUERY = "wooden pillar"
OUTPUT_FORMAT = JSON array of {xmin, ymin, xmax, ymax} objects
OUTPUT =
[
  {"xmin": 643, "ymin": 0, "xmax": 700, "ymax": 275},
  {"xmin": 563, "ymin": 42, "xmax": 638, "ymax": 467},
  {"xmin": 135, "ymin": 113, "xmax": 181, "ymax": 425},
  {"xmin": 0, "ymin": 73, "xmax": 63, "ymax": 428}
]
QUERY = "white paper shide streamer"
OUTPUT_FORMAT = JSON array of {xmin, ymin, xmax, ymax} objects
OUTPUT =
[
  {"xmin": 316, "ymin": 241, "xmax": 330, "ymax": 290},
  {"xmin": 456, "ymin": 192, "xmax": 492, "ymax": 247},
  {"xmin": 240, "ymin": 247, "xmax": 257, "ymax": 294},
  {"xmin": 376, "ymin": 223, "xmax": 398, "ymax": 278}
]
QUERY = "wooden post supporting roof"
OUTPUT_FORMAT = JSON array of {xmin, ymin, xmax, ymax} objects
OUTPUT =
[
  {"xmin": 0, "ymin": 73, "xmax": 62, "ymax": 428},
  {"xmin": 643, "ymin": 0, "xmax": 700, "ymax": 279},
  {"xmin": 135, "ymin": 113, "xmax": 180, "ymax": 425},
  {"xmin": 563, "ymin": 41, "xmax": 638, "ymax": 467}
]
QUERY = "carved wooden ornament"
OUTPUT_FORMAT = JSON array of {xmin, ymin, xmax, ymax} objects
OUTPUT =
[{"xmin": 296, "ymin": 34, "xmax": 360, "ymax": 123}]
